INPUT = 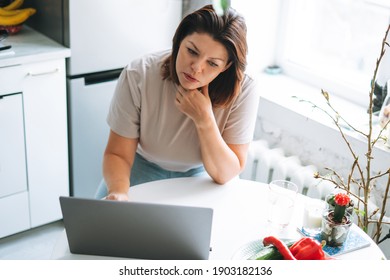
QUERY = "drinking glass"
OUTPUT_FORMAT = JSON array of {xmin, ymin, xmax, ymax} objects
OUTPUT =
[{"xmin": 267, "ymin": 180, "xmax": 298, "ymax": 229}]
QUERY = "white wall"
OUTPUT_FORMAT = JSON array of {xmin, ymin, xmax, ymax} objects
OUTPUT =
[{"xmin": 232, "ymin": 0, "xmax": 281, "ymax": 75}]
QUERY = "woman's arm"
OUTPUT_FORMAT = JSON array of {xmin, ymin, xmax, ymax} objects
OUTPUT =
[
  {"xmin": 175, "ymin": 85, "xmax": 248, "ymax": 184},
  {"xmin": 102, "ymin": 130, "xmax": 139, "ymax": 200},
  {"xmin": 196, "ymin": 118, "xmax": 249, "ymax": 184}
]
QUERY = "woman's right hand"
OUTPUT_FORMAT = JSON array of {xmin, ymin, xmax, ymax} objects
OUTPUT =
[
  {"xmin": 102, "ymin": 130, "xmax": 138, "ymax": 202},
  {"xmin": 104, "ymin": 192, "xmax": 129, "ymax": 201},
  {"xmin": 175, "ymin": 84, "xmax": 213, "ymax": 127}
]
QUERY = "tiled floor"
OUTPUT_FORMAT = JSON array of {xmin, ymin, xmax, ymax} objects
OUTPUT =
[{"xmin": 0, "ymin": 220, "xmax": 64, "ymax": 260}]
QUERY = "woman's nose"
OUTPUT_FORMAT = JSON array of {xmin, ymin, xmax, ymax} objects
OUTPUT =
[{"xmin": 191, "ymin": 59, "xmax": 203, "ymax": 73}]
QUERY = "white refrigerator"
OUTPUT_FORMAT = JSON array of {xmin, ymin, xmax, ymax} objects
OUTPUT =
[{"xmin": 27, "ymin": 0, "xmax": 182, "ymax": 198}]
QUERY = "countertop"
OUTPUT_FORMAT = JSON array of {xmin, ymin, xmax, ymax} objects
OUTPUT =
[{"xmin": 0, "ymin": 25, "xmax": 70, "ymax": 67}]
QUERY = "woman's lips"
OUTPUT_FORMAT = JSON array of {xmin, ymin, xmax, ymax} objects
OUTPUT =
[{"xmin": 183, "ymin": 73, "xmax": 198, "ymax": 83}]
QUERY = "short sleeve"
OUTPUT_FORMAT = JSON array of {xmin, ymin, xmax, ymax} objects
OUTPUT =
[
  {"xmin": 106, "ymin": 65, "xmax": 142, "ymax": 139},
  {"xmin": 222, "ymin": 76, "xmax": 260, "ymax": 144}
]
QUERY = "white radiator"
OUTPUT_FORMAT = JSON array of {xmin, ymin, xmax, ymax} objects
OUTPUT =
[{"xmin": 240, "ymin": 139, "xmax": 336, "ymax": 200}]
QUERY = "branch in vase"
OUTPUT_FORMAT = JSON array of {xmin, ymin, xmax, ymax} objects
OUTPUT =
[
  {"xmin": 321, "ymin": 90, "xmax": 367, "ymax": 137},
  {"xmin": 370, "ymin": 169, "xmax": 390, "ymax": 181},
  {"xmin": 371, "ymin": 118, "xmax": 390, "ymax": 147},
  {"xmin": 375, "ymin": 173, "xmax": 390, "ymax": 242},
  {"xmin": 314, "ymin": 172, "xmax": 366, "ymax": 205}
]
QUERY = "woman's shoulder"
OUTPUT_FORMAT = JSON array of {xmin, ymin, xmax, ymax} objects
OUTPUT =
[
  {"xmin": 120, "ymin": 50, "xmax": 171, "ymax": 85},
  {"xmin": 128, "ymin": 49, "xmax": 171, "ymax": 71},
  {"xmin": 241, "ymin": 73, "xmax": 259, "ymax": 95}
]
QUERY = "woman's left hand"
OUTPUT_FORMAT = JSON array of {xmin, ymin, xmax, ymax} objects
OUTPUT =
[{"xmin": 175, "ymin": 84, "xmax": 214, "ymax": 127}]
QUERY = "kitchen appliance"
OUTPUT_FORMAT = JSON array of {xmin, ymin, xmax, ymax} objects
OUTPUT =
[{"xmin": 26, "ymin": 0, "xmax": 182, "ymax": 198}]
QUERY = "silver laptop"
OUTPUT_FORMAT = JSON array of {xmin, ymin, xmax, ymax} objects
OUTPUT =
[{"xmin": 59, "ymin": 196, "xmax": 213, "ymax": 260}]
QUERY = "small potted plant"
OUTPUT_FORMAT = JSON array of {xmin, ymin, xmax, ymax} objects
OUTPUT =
[
  {"xmin": 321, "ymin": 193, "xmax": 352, "ymax": 247},
  {"xmin": 325, "ymin": 192, "xmax": 354, "ymax": 216}
]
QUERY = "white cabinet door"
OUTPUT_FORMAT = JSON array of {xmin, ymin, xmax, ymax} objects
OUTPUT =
[
  {"xmin": 0, "ymin": 93, "xmax": 28, "ymax": 198},
  {"xmin": 22, "ymin": 59, "xmax": 70, "ymax": 227},
  {"xmin": 68, "ymin": 77, "xmax": 116, "ymax": 198},
  {"xmin": 0, "ymin": 65, "xmax": 24, "ymax": 96},
  {"xmin": 0, "ymin": 93, "xmax": 30, "ymax": 238},
  {"xmin": 0, "ymin": 192, "xmax": 30, "ymax": 238}
]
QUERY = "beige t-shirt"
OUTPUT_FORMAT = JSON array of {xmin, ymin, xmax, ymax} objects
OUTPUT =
[{"xmin": 107, "ymin": 50, "xmax": 260, "ymax": 172}]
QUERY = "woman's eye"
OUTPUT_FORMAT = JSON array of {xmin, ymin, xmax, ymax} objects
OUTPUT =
[
  {"xmin": 187, "ymin": 48, "xmax": 197, "ymax": 55},
  {"xmin": 208, "ymin": 61, "xmax": 218, "ymax": 67}
]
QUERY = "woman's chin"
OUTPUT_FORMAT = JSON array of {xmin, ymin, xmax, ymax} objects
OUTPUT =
[
  {"xmin": 178, "ymin": 77, "xmax": 200, "ymax": 90},
  {"xmin": 179, "ymin": 82, "xmax": 197, "ymax": 91}
]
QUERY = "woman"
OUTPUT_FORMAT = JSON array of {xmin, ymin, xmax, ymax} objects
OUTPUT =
[{"xmin": 96, "ymin": 5, "xmax": 260, "ymax": 201}]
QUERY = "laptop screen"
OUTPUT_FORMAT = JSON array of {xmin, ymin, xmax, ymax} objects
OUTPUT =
[{"xmin": 59, "ymin": 196, "xmax": 213, "ymax": 260}]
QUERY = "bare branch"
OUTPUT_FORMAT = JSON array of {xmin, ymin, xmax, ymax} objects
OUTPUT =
[{"xmin": 300, "ymin": 24, "xmax": 390, "ymax": 241}]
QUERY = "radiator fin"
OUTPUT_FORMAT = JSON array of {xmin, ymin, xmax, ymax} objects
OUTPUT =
[{"xmin": 240, "ymin": 140, "xmax": 335, "ymax": 199}]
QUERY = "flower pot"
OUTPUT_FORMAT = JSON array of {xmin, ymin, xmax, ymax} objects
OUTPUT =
[{"xmin": 321, "ymin": 210, "xmax": 352, "ymax": 247}]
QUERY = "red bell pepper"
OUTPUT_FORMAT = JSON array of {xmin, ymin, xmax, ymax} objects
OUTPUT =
[
  {"xmin": 289, "ymin": 237, "xmax": 326, "ymax": 260},
  {"xmin": 263, "ymin": 236, "xmax": 296, "ymax": 260},
  {"xmin": 263, "ymin": 236, "xmax": 328, "ymax": 260}
]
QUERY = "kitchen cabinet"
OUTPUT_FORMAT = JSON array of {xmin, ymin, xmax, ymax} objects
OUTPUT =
[
  {"xmin": 0, "ymin": 27, "xmax": 70, "ymax": 238},
  {"xmin": 0, "ymin": 93, "xmax": 27, "ymax": 198},
  {"xmin": 0, "ymin": 93, "xmax": 30, "ymax": 238}
]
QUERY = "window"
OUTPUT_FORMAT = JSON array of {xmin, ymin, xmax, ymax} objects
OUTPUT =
[{"xmin": 276, "ymin": 0, "xmax": 390, "ymax": 107}]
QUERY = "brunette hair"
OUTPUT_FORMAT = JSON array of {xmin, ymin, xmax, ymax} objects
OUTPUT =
[{"xmin": 161, "ymin": 5, "xmax": 248, "ymax": 107}]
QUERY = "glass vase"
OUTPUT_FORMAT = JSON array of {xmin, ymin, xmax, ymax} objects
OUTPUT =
[{"xmin": 320, "ymin": 210, "xmax": 352, "ymax": 247}]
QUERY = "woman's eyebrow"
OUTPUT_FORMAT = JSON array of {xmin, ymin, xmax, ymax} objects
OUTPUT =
[
  {"xmin": 188, "ymin": 40, "xmax": 200, "ymax": 52},
  {"xmin": 188, "ymin": 40, "xmax": 226, "ymax": 62}
]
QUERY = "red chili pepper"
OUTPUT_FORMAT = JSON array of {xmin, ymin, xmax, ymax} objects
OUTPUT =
[
  {"xmin": 289, "ymin": 237, "xmax": 326, "ymax": 260},
  {"xmin": 263, "ymin": 236, "xmax": 296, "ymax": 260}
]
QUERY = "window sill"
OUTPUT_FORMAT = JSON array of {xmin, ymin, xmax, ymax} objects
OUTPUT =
[{"xmin": 254, "ymin": 72, "xmax": 389, "ymax": 173}]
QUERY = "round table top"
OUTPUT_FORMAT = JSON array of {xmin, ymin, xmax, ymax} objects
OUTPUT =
[{"xmin": 51, "ymin": 176, "xmax": 387, "ymax": 260}]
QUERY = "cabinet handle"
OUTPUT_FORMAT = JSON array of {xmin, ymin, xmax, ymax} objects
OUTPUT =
[{"xmin": 27, "ymin": 68, "xmax": 59, "ymax": 77}]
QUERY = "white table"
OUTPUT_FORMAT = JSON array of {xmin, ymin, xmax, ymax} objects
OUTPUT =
[{"xmin": 51, "ymin": 177, "xmax": 386, "ymax": 260}]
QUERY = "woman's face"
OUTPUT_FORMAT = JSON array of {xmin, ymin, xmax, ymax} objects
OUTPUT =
[{"xmin": 176, "ymin": 32, "xmax": 231, "ymax": 90}]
